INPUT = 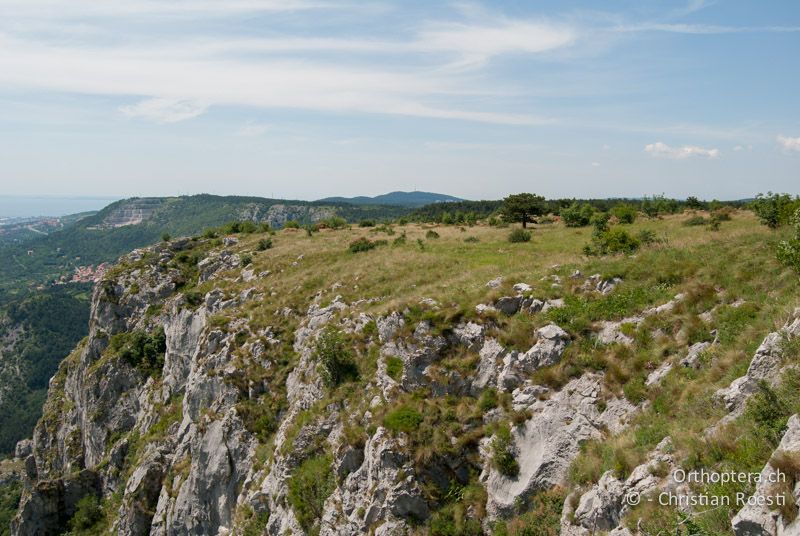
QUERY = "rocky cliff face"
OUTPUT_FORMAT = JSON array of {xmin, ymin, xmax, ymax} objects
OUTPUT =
[{"xmin": 9, "ymin": 228, "xmax": 800, "ymax": 536}]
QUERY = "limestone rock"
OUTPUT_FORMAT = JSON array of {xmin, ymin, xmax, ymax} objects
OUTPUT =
[
  {"xmin": 482, "ymin": 374, "xmax": 634, "ymax": 519},
  {"xmin": 497, "ymin": 324, "xmax": 569, "ymax": 390},
  {"xmin": 732, "ymin": 415, "xmax": 800, "ymax": 535},
  {"xmin": 495, "ymin": 296, "xmax": 523, "ymax": 316}
]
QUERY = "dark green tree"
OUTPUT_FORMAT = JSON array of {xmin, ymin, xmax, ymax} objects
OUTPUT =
[
  {"xmin": 501, "ymin": 193, "xmax": 545, "ymax": 228},
  {"xmin": 685, "ymin": 196, "xmax": 705, "ymax": 210}
]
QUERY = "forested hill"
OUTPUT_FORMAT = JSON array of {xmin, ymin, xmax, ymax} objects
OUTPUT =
[
  {"xmin": 0, "ymin": 194, "xmax": 410, "ymax": 293},
  {"xmin": 318, "ymin": 190, "xmax": 462, "ymax": 207}
]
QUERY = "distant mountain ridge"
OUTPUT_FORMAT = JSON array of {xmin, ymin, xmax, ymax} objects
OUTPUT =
[{"xmin": 318, "ymin": 190, "xmax": 463, "ymax": 207}]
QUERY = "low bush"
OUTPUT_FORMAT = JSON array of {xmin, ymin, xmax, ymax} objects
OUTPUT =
[
  {"xmin": 611, "ymin": 203, "xmax": 637, "ymax": 224},
  {"xmin": 636, "ymin": 229, "xmax": 661, "ymax": 246},
  {"xmin": 684, "ymin": 216, "xmax": 708, "ymax": 226},
  {"xmin": 491, "ymin": 424, "xmax": 519, "ymax": 477},
  {"xmin": 384, "ymin": 406, "xmax": 423, "ymax": 433},
  {"xmin": 67, "ymin": 495, "xmax": 103, "ymax": 532},
  {"xmin": 256, "ymin": 238, "xmax": 273, "ymax": 251},
  {"xmin": 109, "ymin": 327, "xmax": 167, "ymax": 376},
  {"xmin": 313, "ymin": 328, "xmax": 358, "ymax": 387},
  {"xmin": 287, "ymin": 455, "xmax": 335, "ymax": 535},
  {"xmin": 508, "ymin": 229, "xmax": 531, "ymax": 243},
  {"xmin": 777, "ymin": 208, "xmax": 800, "ymax": 273},
  {"xmin": 560, "ymin": 203, "xmax": 594, "ymax": 227},
  {"xmin": 359, "ymin": 220, "xmax": 375, "ymax": 227},
  {"xmin": 349, "ymin": 237, "xmax": 376, "ymax": 253},
  {"xmin": 479, "ymin": 388, "xmax": 499, "ymax": 411},
  {"xmin": 426, "ymin": 230, "xmax": 441, "ymax": 239},
  {"xmin": 584, "ymin": 228, "xmax": 640, "ymax": 256},
  {"xmin": 385, "ymin": 356, "xmax": 403, "ymax": 381}
]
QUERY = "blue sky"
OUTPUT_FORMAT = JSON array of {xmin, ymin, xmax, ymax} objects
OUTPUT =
[{"xmin": 0, "ymin": 0, "xmax": 798, "ymax": 200}]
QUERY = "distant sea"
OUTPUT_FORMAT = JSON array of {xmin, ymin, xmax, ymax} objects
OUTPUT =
[{"xmin": 0, "ymin": 196, "xmax": 119, "ymax": 219}]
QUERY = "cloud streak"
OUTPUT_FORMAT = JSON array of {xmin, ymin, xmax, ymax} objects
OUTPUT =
[
  {"xmin": 644, "ymin": 141, "xmax": 720, "ymax": 159},
  {"xmin": 120, "ymin": 98, "xmax": 208, "ymax": 123},
  {"xmin": 777, "ymin": 135, "xmax": 800, "ymax": 152},
  {"xmin": 0, "ymin": 12, "xmax": 572, "ymax": 125}
]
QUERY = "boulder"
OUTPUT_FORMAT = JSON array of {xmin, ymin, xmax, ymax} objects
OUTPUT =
[
  {"xmin": 495, "ymin": 296, "xmax": 523, "ymax": 316},
  {"xmin": 732, "ymin": 415, "xmax": 800, "ymax": 535}
]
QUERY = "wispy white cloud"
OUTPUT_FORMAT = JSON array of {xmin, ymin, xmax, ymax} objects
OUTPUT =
[
  {"xmin": 0, "ymin": 14, "xmax": 564, "ymax": 126},
  {"xmin": 236, "ymin": 122, "xmax": 270, "ymax": 136},
  {"xmin": 0, "ymin": 0, "xmax": 342, "ymax": 18},
  {"xmin": 417, "ymin": 20, "xmax": 575, "ymax": 64},
  {"xmin": 777, "ymin": 135, "xmax": 800, "ymax": 152},
  {"xmin": 120, "ymin": 97, "xmax": 208, "ymax": 123},
  {"xmin": 616, "ymin": 23, "xmax": 800, "ymax": 35},
  {"xmin": 644, "ymin": 141, "xmax": 720, "ymax": 159}
]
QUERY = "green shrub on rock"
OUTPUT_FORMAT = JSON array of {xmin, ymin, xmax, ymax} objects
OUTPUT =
[
  {"xmin": 491, "ymin": 424, "xmax": 519, "ymax": 477},
  {"xmin": 109, "ymin": 327, "xmax": 167, "ymax": 376},
  {"xmin": 384, "ymin": 406, "xmax": 423, "ymax": 433},
  {"xmin": 287, "ymin": 455, "xmax": 335, "ymax": 535},
  {"xmin": 313, "ymin": 327, "xmax": 358, "ymax": 387}
]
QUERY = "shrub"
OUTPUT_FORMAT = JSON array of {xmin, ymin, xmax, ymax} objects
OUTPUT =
[
  {"xmin": 359, "ymin": 220, "xmax": 375, "ymax": 227},
  {"xmin": 684, "ymin": 216, "xmax": 708, "ymax": 226},
  {"xmin": 492, "ymin": 424, "xmax": 519, "ymax": 477},
  {"xmin": 585, "ymin": 228, "xmax": 640, "ymax": 256},
  {"xmin": 385, "ymin": 356, "xmax": 403, "ymax": 381},
  {"xmin": 110, "ymin": 327, "xmax": 167, "ymax": 376},
  {"xmin": 320, "ymin": 216, "xmax": 348, "ymax": 230},
  {"xmin": 313, "ymin": 328, "xmax": 358, "ymax": 387},
  {"xmin": 68, "ymin": 495, "xmax": 103, "ymax": 531},
  {"xmin": 240, "ymin": 254, "xmax": 253, "ymax": 267},
  {"xmin": 478, "ymin": 388, "xmax": 499, "ymax": 411},
  {"xmin": 753, "ymin": 192, "xmax": 800, "ymax": 228},
  {"xmin": 0, "ymin": 480, "xmax": 22, "ymax": 534},
  {"xmin": 393, "ymin": 233, "xmax": 407, "ymax": 246},
  {"xmin": 223, "ymin": 220, "xmax": 258, "ymax": 234},
  {"xmin": 426, "ymin": 230, "xmax": 440, "ymax": 239},
  {"xmin": 161, "ymin": 233, "xmax": 171, "ymax": 242},
  {"xmin": 495, "ymin": 489, "xmax": 564, "ymax": 536},
  {"xmin": 384, "ymin": 406, "xmax": 423, "ymax": 433},
  {"xmin": 591, "ymin": 212, "xmax": 611, "ymax": 233},
  {"xmin": 283, "ymin": 220, "xmax": 300, "ymax": 229},
  {"xmin": 508, "ymin": 229, "xmax": 531, "ymax": 243},
  {"xmin": 623, "ymin": 377, "xmax": 648, "ymax": 404},
  {"xmin": 287, "ymin": 455, "xmax": 335, "ymax": 534},
  {"xmin": 636, "ymin": 229, "xmax": 661, "ymax": 246},
  {"xmin": 777, "ymin": 208, "xmax": 800, "ymax": 273},
  {"xmin": 711, "ymin": 207, "xmax": 733, "ymax": 221},
  {"xmin": 184, "ymin": 290, "xmax": 203, "ymax": 307},
  {"xmin": 560, "ymin": 203, "xmax": 594, "ymax": 227},
  {"xmin": 349, "ymin": 237, "xmax": 376, "ymax": 253},
  {"xmin": 611, "ymin": 203, "xmax": 637, "ymax": 224},
  {"xmin": 256, "ymin": 238, "xmax": 273, "ymax": 251}
]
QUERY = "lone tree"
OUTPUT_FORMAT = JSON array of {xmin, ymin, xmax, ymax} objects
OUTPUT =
[{"xmin": 501, "ymin": 193, "xmax": 545, "ymax": 228}]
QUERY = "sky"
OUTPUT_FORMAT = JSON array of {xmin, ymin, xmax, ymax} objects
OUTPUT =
[{"xmin": 0, "ymin": 0, "xmax": 798, "ymax": 201}]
